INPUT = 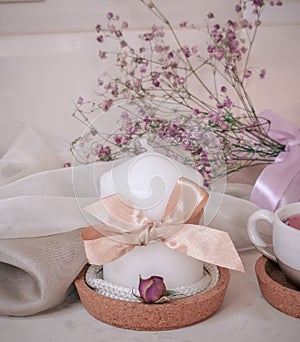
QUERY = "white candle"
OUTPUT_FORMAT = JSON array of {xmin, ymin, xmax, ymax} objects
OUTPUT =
[{"xmin": 100, "ymin": 152, "xmax": 205, "ymax": 289}]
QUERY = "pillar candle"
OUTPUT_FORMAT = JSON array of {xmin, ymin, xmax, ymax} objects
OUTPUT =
[{"xmin": 100, "ymin": 152, "xmax": 205, "ymax": 289}]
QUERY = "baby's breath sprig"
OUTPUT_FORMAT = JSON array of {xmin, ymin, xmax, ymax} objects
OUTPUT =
[{"xmin": 71, "ymin": 0, "xmax": 285, "ymax": 184}]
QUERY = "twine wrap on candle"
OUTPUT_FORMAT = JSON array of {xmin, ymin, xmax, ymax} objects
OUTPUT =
[{"xmin": 81, "ymin": 177, "xmax": 244, "ymax": 272}]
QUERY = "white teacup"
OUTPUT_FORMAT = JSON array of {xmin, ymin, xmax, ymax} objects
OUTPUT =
[{"xmin": 247, "ymin": 202, "xmax": 300, "ymax": 287}]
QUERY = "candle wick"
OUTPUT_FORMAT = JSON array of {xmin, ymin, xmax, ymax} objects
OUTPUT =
[{"xmin": 140, "ymin": 138, "xmax": 154, "ymax": 153}]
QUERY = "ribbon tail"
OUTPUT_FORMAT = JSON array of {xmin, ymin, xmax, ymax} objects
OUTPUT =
[
  {"xmin": 163, "ymin": 224, "xmax": 244, "ymax": 272},
  {"xmin": 81, "ymin": 226, "xmax": 134, "ymax": 265}
]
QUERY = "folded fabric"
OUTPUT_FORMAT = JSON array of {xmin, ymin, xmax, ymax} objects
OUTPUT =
[
  {"xmin": 0, "ymin": 163, "xmax": 114, "ymax": 238},
  {"xmin": 0, "ymin": 125, "xmax": 265, "ymax": 316},
  {"xmin": 0, "ymin": 229, "xmax": 85, "ymax": 316},
  {"xmin": 0, "ymin": 125, "xmax": 63, "ymax": 186},
  {"xmin": 0, "ymin": 126, "xmax": 111, "ymax": 316}
]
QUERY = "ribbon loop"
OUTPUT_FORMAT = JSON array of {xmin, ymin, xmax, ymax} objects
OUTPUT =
[
  {"xmin": 82, "ymin": 177, "xmax": 244, "ymax": 272},
  {"xmin": 251, "ymin": 110, "xmax": 300, "ymax": 211}
]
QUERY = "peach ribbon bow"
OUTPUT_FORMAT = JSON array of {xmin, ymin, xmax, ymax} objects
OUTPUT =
[{"xmin": 81, "ymin": 177, "xmax": 244, "ymax": 272}]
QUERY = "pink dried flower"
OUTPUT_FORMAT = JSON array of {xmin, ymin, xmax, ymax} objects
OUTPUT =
[
  {"xmin": 252, "ymin": 0, "xmax": 264, "ymax": 7},
  {"xmin": 77, "ymin": 96, "xmax": 84, "ymax": 105},
  {"xmin": 120, "ymin": 40, "xmax": 127, "ymax": 48},
  {"xmin": 98, "ymin": 50, "xmax": 107, "ymax": 59},
  {"xmin": 213, "ymin": 48, "xmax": 224, "ymax": 60},
  {"xmin": 137, "ymin": 275, "xmax": 166, "ymax": 303},
  {"xmin": 121, "ymin": 111, "xmax": 129, "ymax": 119},
  {"xmin": 241, "ymin": 46, "xmax": 247, "ymax": 54},
  {"xmin": 143, "ymin": 32, "xmax": 154, "ymax": 41},
  {"xmin": 97, "ymin": 145, "xmax": 112, "ymax": 160},
  {"xmin": 244, "ymin": 69, "xmax": 252, "ymax": 78},
  {"xmin": 102, "ymin": 99, "xmax": 113, "ymax": 111},
  {"xmin": 207, "ymin": 45, "xmax": 214, "ymax": 53},
  {"xmin": 177, "ymin": 77, "xmax": 186, "ymax": 85},
  {"xmin": 152, "ymin": 80, "xmax": 160, "ymax": 87},
  {"xmin": 115, "ymin": 30, "xmax": 122, "ymax": 38},
  {"xmin": 114, "ymin": 135, "xmax": 123, "ymax": 145},
  {"xmin": 235, "ymin": 4, "xmax": 242, "ymax": 12},
  {"xmin": 96, "ymin": 35, "xmax": 104, "ymax": 43},
  {"xmin": 191, "ymin": 45, "xmax": 198, "ymax": 54},
  {"xmin": 182, "ymin": 46, "xmax": 191, "ymax": 58},
  {"xmin": 224, "ymin": 98, "xmax": 232, "ymax": 108},
  {"xmin": 259, "ymin": 68, "xmax": 266, "ymax": 79},
  {"xmin": 107, "ymin": 12, "xmax": 113, "ymax": 20},
  {"xmin": 154, "ymin": 44, "xmax": 165, "ymax": 53}
]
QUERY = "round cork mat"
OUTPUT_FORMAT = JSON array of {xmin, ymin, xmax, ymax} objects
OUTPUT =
[
  {"xmin": 75, "ymin": 265, "xmax": 230, "ymax": 331},
  {"xmin": 255, "ymin": 256, "xmax": 300, "ymax": 318}
]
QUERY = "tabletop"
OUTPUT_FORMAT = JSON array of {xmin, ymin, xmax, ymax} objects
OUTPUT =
[{"xmin": 0, "ymin": 249, "xmax": 299, "ymax": 342}]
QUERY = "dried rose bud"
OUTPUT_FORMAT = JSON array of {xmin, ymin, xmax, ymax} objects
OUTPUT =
[{"xmin": 138, "ymin": 275, "xmax": 167, "ymax": 303}]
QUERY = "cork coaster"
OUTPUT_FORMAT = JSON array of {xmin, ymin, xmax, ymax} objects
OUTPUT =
[
  {"xmin": 255, "ymin": 256, "xmax": 300, "ymax": 318},
  {"xmin": 75, "ymin": 265, "xmax": 230, "ymax": 331}
]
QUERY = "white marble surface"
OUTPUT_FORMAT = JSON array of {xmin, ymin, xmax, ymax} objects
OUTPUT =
[{"xmin": 0, "ymin": 250, "xmax": 299, "ymax": 342}]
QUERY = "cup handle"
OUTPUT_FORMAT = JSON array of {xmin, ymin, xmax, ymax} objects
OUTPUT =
[{"xmin": 247, "ymin": 209, "xmax": 277, "ymax": 262}]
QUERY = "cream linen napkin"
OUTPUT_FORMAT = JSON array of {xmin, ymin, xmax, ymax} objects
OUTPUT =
[
  {"xmin": 0, "ymin": 126, "xmax": 112, "ymax": 316},
  {"xmin": 0, "ymin": 125, "xmax": 264, "ymax": 316}
]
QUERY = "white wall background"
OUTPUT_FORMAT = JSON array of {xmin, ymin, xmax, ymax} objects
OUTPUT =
[{"xmin": 0, "ymin": 0, "xmax": 300, "ymax": 157}]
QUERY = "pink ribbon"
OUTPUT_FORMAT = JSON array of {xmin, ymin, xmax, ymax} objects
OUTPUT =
[
  {"xmin": 81, "ymin": 177, "xmax": 244, "ymax": 272},
  {"xmin": 250, "ymin": 110, "xmax": 300, "ymax": 211}
]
